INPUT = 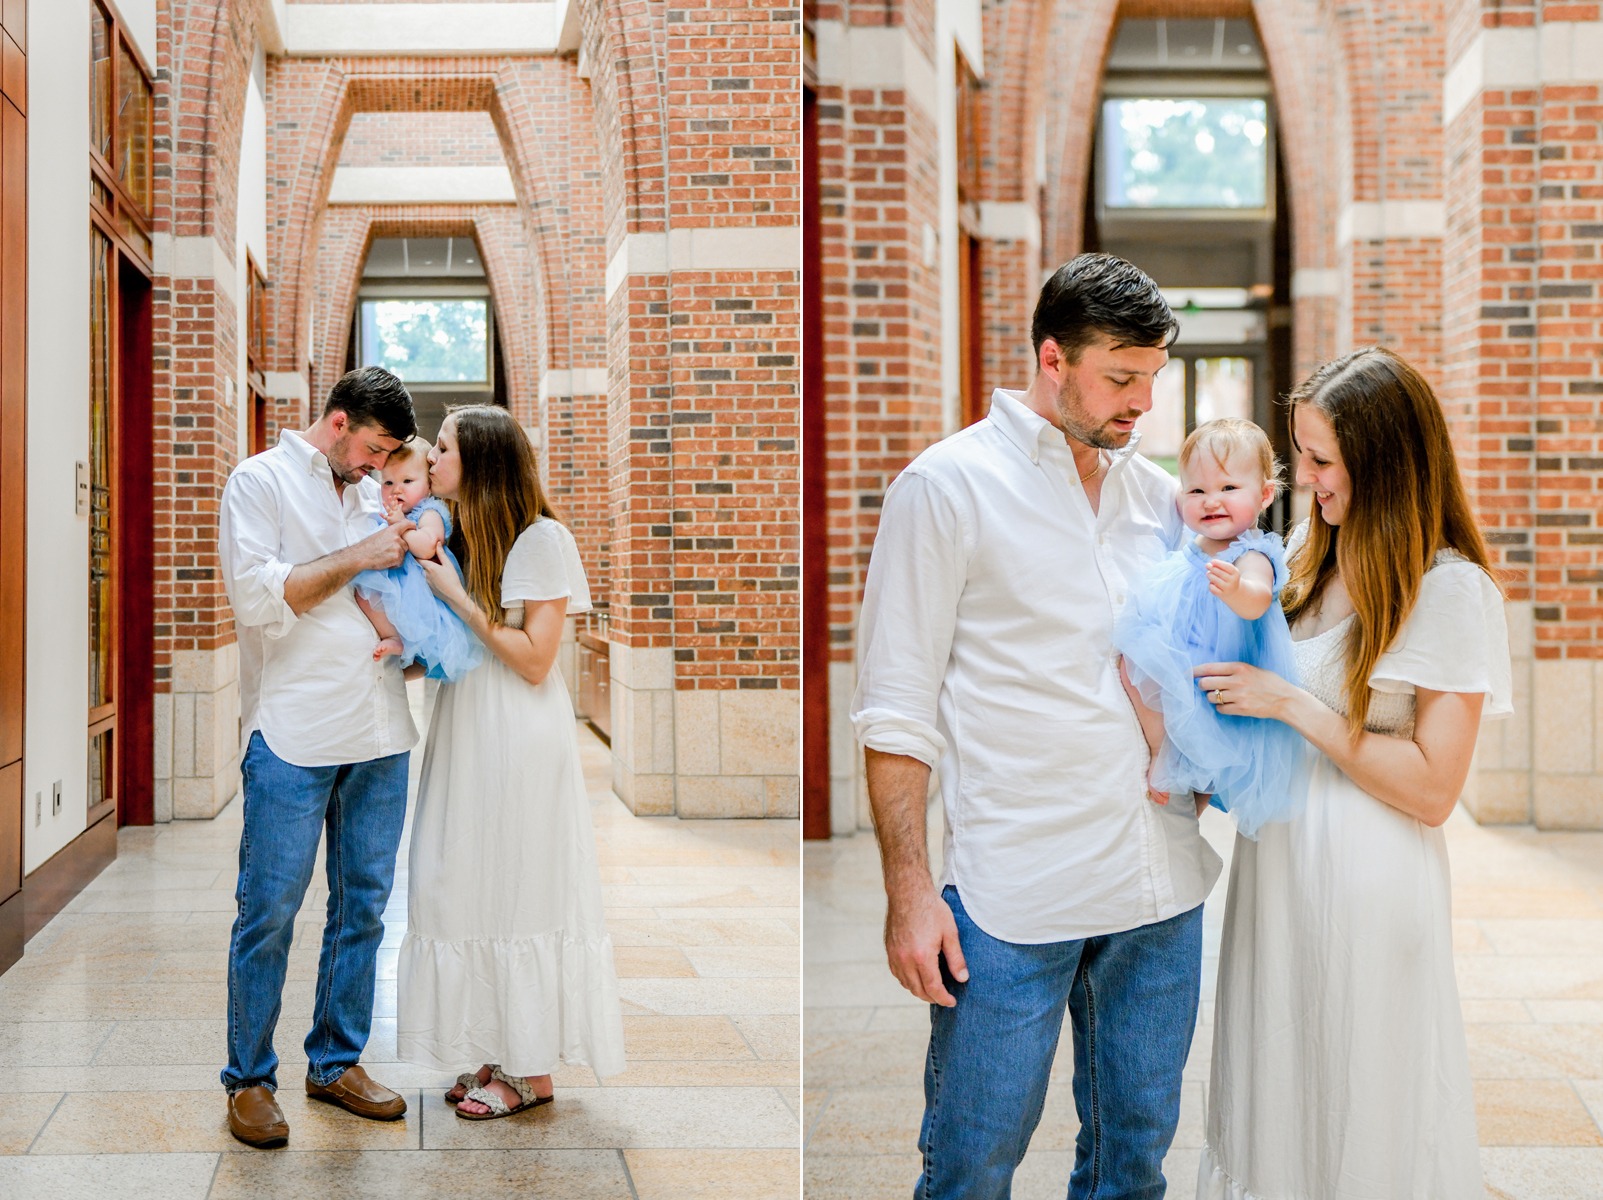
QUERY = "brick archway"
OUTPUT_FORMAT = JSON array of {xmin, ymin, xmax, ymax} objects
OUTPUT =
[
  {"xmin": 265, "ymin": 60, "xmax": 593, "ymax": 390},
  {"xmin": 308, "ymin": 207, "xmax": 542, "ymax": 419}
]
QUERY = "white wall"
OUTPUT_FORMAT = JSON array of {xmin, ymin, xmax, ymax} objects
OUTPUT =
[
  {"xmin": 236, "ymin": 42, "xmax": 268, "ymax": 459},
  {"xmin": 25, "ymin": 0, "xmax": 93, "ymax": 872}
]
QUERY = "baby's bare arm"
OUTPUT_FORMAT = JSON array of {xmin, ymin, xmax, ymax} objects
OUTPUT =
[
  {"xmin": 403, "ymin": 508, "xmax": 446, "ymax": 562},
  {"xmin": 1207, "ymin": 551, "xmax": 1275, "ymax": 620}
]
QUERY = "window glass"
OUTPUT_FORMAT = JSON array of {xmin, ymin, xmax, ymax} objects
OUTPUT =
[
  {"xmin": 89, "ymin": 228, "xmax": 114, "ymax": 711},
  {"xmin": 1140, "ymin": 358, "xmax": 1186, "ymax": 473},
  {"xmin": 1196, "ymin": 357, "xmax": 1253, "ymax": 423},
  {"xmin": 91, "ymin": 3, "xmax": 113, "ymax": 161},
  {"xmin": 358, "ymin": 299, "xmax": 489, "ymax": 383},
  {"xmin": 1103, "ymin": 98, "xmax": 1268, "ymax": 209}
]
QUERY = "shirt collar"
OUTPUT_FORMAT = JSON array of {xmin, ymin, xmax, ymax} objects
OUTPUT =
[
  {"xmin": 280, "ymin": 428, "xmax": 332, "ymax": 478},
  {"xmin": 986, "ymin": 388, "xmax": 1145, "ymax": 468}
]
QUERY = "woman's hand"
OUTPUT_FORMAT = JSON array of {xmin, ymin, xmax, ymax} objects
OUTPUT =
[
  {"xmin": 1194, "ymin": 661, "xmax": 1301, "ymax": 721},
  {"xmin": 418, "ymin": 557, "xmax": 470, "ymax": 612}
]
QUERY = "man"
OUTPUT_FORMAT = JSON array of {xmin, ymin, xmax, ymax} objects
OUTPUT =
[
  {"xmin": 218, "ymin": 366, "xmax": 421, "ymax": 1148},
  {"xmin": 852, "ymin": 254, "xmax": 1222, "ymax": 1198}
]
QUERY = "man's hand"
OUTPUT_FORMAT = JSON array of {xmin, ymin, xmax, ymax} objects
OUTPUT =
[
  {"xmin": 354, "ymin": 520, "xmax": 416, "ymax": 571},
  {"xmin": 884, "ymin": 882, "xmax": 969, "ymax": 1007}
]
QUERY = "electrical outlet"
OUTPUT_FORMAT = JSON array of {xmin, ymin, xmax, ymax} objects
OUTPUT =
[
  {"xmin": 34, "ymin": 791, "xmax": 40, "ymax": 825},
  {"xmin": 51, "ymin": 781, "xmax": 61, "ymax": 815}
]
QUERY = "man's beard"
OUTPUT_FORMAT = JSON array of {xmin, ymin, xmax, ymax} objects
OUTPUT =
[
  {"xmin": 327, "ymin": 436, "xmax": 373, "ymax": 485},
  {"xmin": 1054, "ymin": 374, "xmax": 1137, "ymax": 450}
]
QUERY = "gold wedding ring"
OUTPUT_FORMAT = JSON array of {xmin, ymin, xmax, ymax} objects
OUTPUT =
[{"xmin": 1212, "ymin": 689, "xmax": 1223, "ymax": 703}]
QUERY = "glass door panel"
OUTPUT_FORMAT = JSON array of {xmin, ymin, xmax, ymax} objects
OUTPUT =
[
  {"xmin": 1140, "ymin": 358, "xmax": 1186, "ymax": 474},
  {"xmin": 1196, "ymin": 356, "xmax": 1253, "ymax": 424},
  {"xmin": 88, "ymin": 229, "xmax": 116, "ymax": 825},
  {"xmin": 89, "ymin": 228, "xmax": 113, "ymax": 715}
]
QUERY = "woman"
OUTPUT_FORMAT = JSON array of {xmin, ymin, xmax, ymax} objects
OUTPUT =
[
  {"xmin": 1194, "ymin": 348, "xmax": 1511, "ymax": 1197},
  {"xmin": 396, "ymin": 405, "xmax": 626, "ymax": 1118}
]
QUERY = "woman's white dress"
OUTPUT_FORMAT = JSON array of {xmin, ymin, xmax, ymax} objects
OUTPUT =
[
  {"xmin": 1198, "ymin": 552, "xmax": 1512, "ymax": 1199},
  {"xmin": 397, "ymin": 518, "xmax": 627, "ymax": 1079}
]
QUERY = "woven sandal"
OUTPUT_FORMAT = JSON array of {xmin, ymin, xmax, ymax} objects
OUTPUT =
[
  {"xmin": 444, "ymin": 1064, "xmax": 498, "ymax": 1107},
  {"xmin": 454, "ymin": 1067, "xmax": 553, "ymax": 1121}
]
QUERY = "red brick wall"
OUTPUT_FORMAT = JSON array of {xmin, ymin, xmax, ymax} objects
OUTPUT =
[
  {"xmin": 336, "ymin": 111, "xmax": 506, "ymax": 168},
  {"xmin": 817, "ymin": 79, "xmax": 943, "ymax": 667},
  {"xmin": 151, "ymin": 0, "xmax": 261, "ymax": 683},
  {"xmin": 584, "ymin": 0, "xmax": 801, "ymax": 689},
  {"xmin": 1440, "ymin": 0, "xmax": 1603, "ymax": 654},
  {"xmin": 1530, "ymin": 73, "xmax": 1603, "ymax": 655}
]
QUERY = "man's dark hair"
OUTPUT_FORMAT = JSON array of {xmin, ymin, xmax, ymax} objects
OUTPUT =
[
  {"xmin": 322, "ymin": 366, "xmax": 417, "ymax": 441},
  {"xmin": 1030, "ymin": 253, "xmax": 1178, "ymax": 364}
]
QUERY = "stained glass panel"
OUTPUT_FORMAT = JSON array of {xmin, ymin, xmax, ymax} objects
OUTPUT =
[
  {"xmin": 116, "ymin": 40, "xmax": 151, "ymax": 214},
  {"xmin": 89, "ymin": 229, "xmax": 114, "ymax": 711}
]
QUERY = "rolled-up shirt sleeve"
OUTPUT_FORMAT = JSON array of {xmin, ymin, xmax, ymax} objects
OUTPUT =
[
  {"xmin": 851, "ymin": 467, "xmax": 969, "ymax": 768},
  {"xmin": 220, "ymin": 470, "xmax": 298, "ymax": 638}
]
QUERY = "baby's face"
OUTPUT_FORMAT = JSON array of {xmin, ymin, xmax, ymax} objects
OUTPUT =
[
  {"xmin": 1178, "ymin": 450, "xmax": 1271, "ymax": 542},
  {"xmin": 380, "ymin": 459, "xmax": 431, "ymax": 513}
]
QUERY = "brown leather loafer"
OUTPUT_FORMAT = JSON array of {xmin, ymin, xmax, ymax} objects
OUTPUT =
[
  {"xmin": 304, "ymin": 1064, "xmax": 407, "ymax": 1121},
  {"xmin": 228, "ymin": 1085, "xmax": 289, "ymax": 1148}
]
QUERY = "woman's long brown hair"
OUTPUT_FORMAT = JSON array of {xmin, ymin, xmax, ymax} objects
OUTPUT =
[
  {"xmin": 443, "ymin": 405, "xmax": 560, "ymax": 622},
  {"xmin": 1281, "ymin": 347, "xmax": 1496, "ymax": 737}
]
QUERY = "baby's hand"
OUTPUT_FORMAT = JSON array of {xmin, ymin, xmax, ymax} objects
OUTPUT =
[
  {"xmin": 383, "ymin": 498, "xmax": 408, "ymax": 526},
  {"xmin": 1206, "ymin": 559, "xmax": 1241, "ymax": 598}
]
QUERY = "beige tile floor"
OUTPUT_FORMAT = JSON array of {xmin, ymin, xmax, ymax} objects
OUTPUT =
[
  {"xmin": 805, "ymin": 805, "xmax": 1603, "ymax": 1200},
  {"xmin": 0, "ymin": 685, "xmax": 800, "ymax": 1199}
]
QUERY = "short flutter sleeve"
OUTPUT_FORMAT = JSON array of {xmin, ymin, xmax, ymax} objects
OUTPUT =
[
  {"xmin": 1369, "ymin": 557, "xmax": 1513, "ymax": 719},
  {"xmin": 499, "ymin": 519, "xmax": 593, "ymax": 615},
  {"xmin": 1221, "ymin": 526, "xmax": 1289, "ymax": 596},
  {"xmin": 410, "ymin": 496, "xmax": 453, "ymax": 539}
]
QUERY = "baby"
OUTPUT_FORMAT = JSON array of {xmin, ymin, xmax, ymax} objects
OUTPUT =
[
  {"xmin": 1113, "ymin": 418, "xmax": 1303, "ymax": 837},
  {"xmin": 353, "ymin": 438, "xmax": 482, "ymax": 682}
]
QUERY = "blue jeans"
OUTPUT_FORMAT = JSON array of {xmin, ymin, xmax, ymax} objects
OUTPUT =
[
  {"xmin": 917, "ymin": 888, "xmax": 1203, "ymax": 1200},
  {"xmin": 221, "ymin": 732, "xmax": 409, "ymax": 1092}
]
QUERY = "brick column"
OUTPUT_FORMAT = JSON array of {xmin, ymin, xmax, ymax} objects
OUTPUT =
[
  {"xmin": 813, "ymin": 3, "xmax": 947, "ymax": 831},
  {"xmin": 150, "ymin": 0, "xmax": 258, "ymax": 820},
  {"xmin": 1443, "ymin": 1, "xmax": 1603, "ymax": 828},
  {"xmin": 586, "ymin": 0, "xmax": 800, "ymax": 818}
]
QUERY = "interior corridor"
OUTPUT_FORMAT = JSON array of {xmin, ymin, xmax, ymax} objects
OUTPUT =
[
  {"xmin": 0, "ymin": 684, "xmax": 801, "ymax": 1198},
  {"xmin": 804, "ymin": 809, "xmax": 1603, "ymax": 1199}
]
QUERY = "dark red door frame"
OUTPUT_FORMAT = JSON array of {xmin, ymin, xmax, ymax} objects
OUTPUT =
[
  {"xmin": 802, "ymin": 81, "xmax": 830, "ymax": 840},
  {"xmin": 115, "ymin": 261, "xmax": 153, "ymax": 826}
]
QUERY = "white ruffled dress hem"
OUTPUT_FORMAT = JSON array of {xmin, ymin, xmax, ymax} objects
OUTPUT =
[
  {"xmin": 1197, "ymin": 1144, "xmax": 1269, "ymax": 1200},
  {"xmin": 397, "ymin": 927, "xmax": 627, "ymax": 1079}
]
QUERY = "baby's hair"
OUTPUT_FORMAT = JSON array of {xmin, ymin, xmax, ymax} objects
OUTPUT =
[
  {"xmin": 384, "ymin": 436, "xmax": 431, "ymax": 468},
  {"xmin": 1178, "ymin": 417, "xmax": 1285, "ymax": 497}
]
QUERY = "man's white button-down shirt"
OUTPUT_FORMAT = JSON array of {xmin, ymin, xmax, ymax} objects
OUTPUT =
[
  {"xmin": 220, "ymin": 429, "xmax": 417, "ymax": 768},
  {"xmin": 852, "ymin": 388, "xmax": 1223, "ymax": 944}
]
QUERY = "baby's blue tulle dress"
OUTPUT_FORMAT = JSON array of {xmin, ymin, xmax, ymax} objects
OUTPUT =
[
  {"xmin": 353, "ymin": 497, "xmax": 483, "ymax": 682},
  {"xmin": 1113, "ymin": 526, "xmax": 1304, "ymax": 838}
]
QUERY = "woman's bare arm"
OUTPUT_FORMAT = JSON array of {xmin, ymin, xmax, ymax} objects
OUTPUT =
[
  {"xmin": 417, "ymin": 555, "xmax": 565, "ymax": 687},
  {"xmin": 1195, "ymin": 662, "xmax": 1485, "ymax": 827}
]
